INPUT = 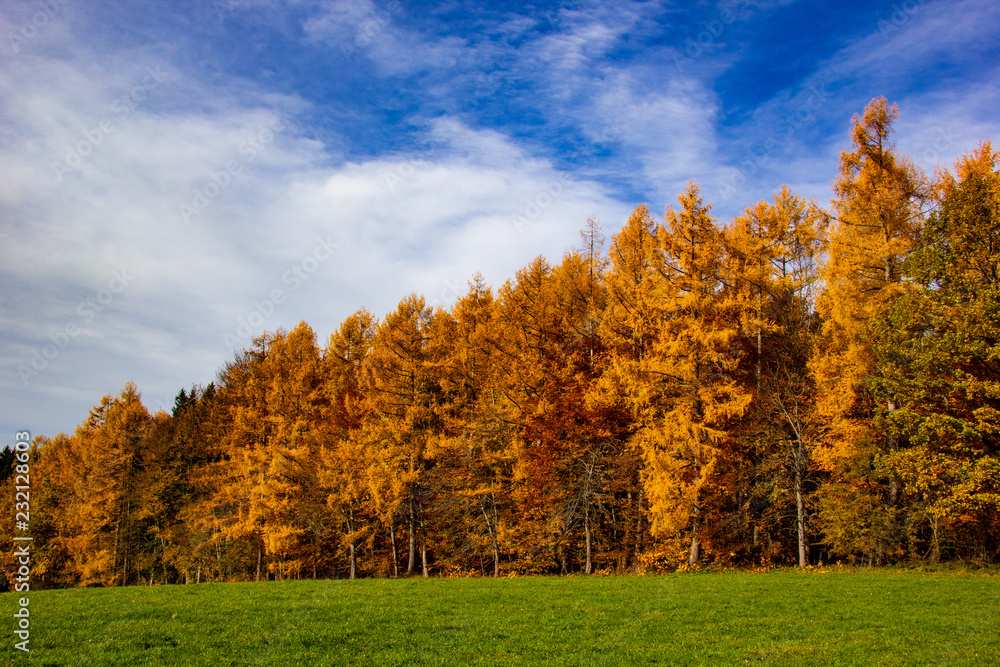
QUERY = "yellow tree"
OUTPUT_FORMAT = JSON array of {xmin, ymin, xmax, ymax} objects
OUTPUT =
[
  {"xmin": 258, "ymin": 322, "xmax": 328, "ymax": 579},
  {"xmin": 3, "ymin": 433, "xmax": 78, "ymax": 587},
  {"xmin": 813, "ymin": 97, "xmax": 929, "ymax": 461},
  {"xmin": 724, "ymin": 187, "xmax": 825, "ymax": 566},
  {"xmin": 209, "ymin": 332, "xmax": 279, "ymax": 581},
  {"xmin": 362, "ymin": 294, "xmax": 440, "ymax": 577},
  {"xmin": 488, "ymin": 251, "xmax": 622, "ymax": 575},
  {"xmin": 57, "ymin": 383, "xmax": 151, "ymax": 585},
  {"xmin": 601, "ymin": 206, "xmax": 661, "ymax": 394},
  {"xmin": 207, "ymin": 323, "xmax": 328, "ymax": 581},
  {"xmin": 598, "ymin": 205, "xmax": 662, "ymax": 568},
  {"xmin": 320, "ymin": 308, "xmax": 377, "ymax": 579},
  {"xmin": 812, "ymin": 97, "xmax": 930, "ymax": 563},
  {"xmin": 641, "ymin": 183, "xmax": 751, "ymax": 566},
  {"xmin": 489, "ymin": 256, "xmax": 558, "ymax": 571},
  {"xmin": 427, "ymin": 276, "xmax": 519, "ymax": 576}
]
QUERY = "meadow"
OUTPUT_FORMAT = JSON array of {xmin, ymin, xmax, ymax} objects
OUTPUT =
[{"xmin": 2, "ymin": 568, "xmax": 997, "ymax": 666}]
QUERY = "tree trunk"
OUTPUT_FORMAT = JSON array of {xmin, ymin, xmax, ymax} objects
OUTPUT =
[
  {"xmin": 349, "ymin": 541, "xmax": 356, "ymax": 580},
  {"xmin": 689, "ymin": 500, "xmax": 701, "ymax": 566},
  {"xmin": 421, "ymin": 541, "xmax": 429, "ymax": 579},
  {"xmin": 481, "ymin": 498, "xmax": 500, "ymax": 577},
  {"xmin": 633, "ymin": 488, "xmax": 643, "ymax": 572},
  {"xmin": 161, "ymin": 536, "xmax": 168, "ymax": 585},
  {"xmin": 348, "ymin": 508, "xmax": 357, "ymax": 580},
  {"xmin": 256, "ymin": 547, "xmax": 262, "ymax": 582},
  {"xmin": 407, "ymin": 493, "xmax": 417, "ymax": 576},
  {"xmin": 756, "ymin": 285, "xmax": 762, "ymax": 396},
  {"xmin": 690, "ymin": 378, "xmax": 703, "ymax": 569},
  {"xmin": 583, "ymin": 457, "xmax": 595, "ymax": 575},
  {"xmin": 492, "ymin": 539, "xmax": 500, "ymax": 577},
  {"xmin": 887, "ymin": 400, "xmax": 900, "ymax": 504},
  {"xmin": 795, "ymin": 450, "xmax": 807, "ymax": 567},
  {"xmin": 930, "ymin": 515, "xmax": 941, "ymax": 563},
  {"xmin": 689, "ymin": 436, "xmax": 702, "ymax": 567},
  {"xmin": 112, "ymin": 520, "xmax": 121, "ymax": 586},
  {"xmin": 121, "ymin": 497, "xmax": 131, "ymax": 586},
  {"xmin": 389, "ymin": 523, "xmax": 399, "ymax": 578}
]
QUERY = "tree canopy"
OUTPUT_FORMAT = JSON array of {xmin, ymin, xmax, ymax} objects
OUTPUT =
[{"xmin": 4, "ymin": 99, "xmax": 998, "ymax": 587}]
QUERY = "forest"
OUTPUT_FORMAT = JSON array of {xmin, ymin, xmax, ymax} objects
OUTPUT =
[{"xmin": 3, "ymin": 98, "xmax": 998, "ymax": 588}]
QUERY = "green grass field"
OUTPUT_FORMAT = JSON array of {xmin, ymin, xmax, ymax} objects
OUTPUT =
[{"xmin": 2, "ymin": 568, "xmax": 998, "ymax": 666}]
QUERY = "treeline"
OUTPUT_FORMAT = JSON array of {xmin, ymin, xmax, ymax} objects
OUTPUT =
[{"xmin": 3, "ymin": 98, "xmax": 998, "ymax": 588}]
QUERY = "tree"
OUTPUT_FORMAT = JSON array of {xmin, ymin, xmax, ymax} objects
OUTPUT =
[
  {"xmin": 724, "ymin": 186, "xmax": 826, "ymax": 566},
  {"xmin": 489, "ymin": 252, "xmax": 625, "ymax": 574},
  {"xmin": 362, "ymin": 295, "xmax": 440, "ymax": 577},
  {"xmin": 208, "ymin": 333, "xmax": 279, "ymax": 582},
  {"xmin": 867, "ymin": 143, "xmax": 1000, "ymax": 561},
  {"xmin": 812, "ymin": 97, "xmax": 931, "ymax": 563},
  {"xmin": 0, "ymin": 434, "xmax": 74, "ymax": 588},
  {"xmin": 258, "ymin": 322, "xmax": 329, "ymax": 579},
  {"xmin": 321, "ymin": 308, "xmax": 377, "ymax": 579},
  {"xmin": 58, "ymin": 383, "xmax": 151, "ymax": 585},
  {"xmin": 428, "ymin": 277, "xmax": 517, "ymax": 576},
  {"xmin": 145, "ymin": 384, "xmax": 227, "ymax": 585},
  {"xmin": 599, "ymin": 205, "xmax": 662, "ymax": 569},
  {"xmin": 813, "ymin": 97, "xmax": 928, "ymax": 456},
  {"xmin": 641, "ymin": 183, "xmax": 752, "ymax": 565}
]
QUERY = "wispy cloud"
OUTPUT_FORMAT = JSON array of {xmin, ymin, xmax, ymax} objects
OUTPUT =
[
  {"xmin": 0, "ymin": 0, "xmax": 995, "ymax": 437},
  {"xmin": 0, "ymin": 17, "xmax": 628, "ymax": 435}
]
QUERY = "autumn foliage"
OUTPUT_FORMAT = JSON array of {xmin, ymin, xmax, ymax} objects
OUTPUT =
[{"xmin": 3, "ymin": 99, "xmax": 999, "ymax": 587}]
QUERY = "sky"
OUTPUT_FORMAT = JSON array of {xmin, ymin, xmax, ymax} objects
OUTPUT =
[{"xmin": 1, "ymin": 0, "xmax": 998, "ymax": 439}]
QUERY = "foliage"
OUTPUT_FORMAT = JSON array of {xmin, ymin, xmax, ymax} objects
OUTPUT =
[{"xmin": 4, "ymin": 99, "xmax": 999, "ymax": 587}]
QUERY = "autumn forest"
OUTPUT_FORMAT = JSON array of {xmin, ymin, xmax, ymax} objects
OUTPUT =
[{"xmin": 4, "ymin": 98, "xmax": 999, "ymax": 588}]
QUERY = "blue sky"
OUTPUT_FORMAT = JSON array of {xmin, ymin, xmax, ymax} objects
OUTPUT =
[{"xmin": 1, "ymin": 0, "xmax": 998, "ymax": 438}]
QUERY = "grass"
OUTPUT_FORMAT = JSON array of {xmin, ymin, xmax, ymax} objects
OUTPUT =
[{"xmin": 1, "ymin": 568, "xmax": 998, "ymax": 666}]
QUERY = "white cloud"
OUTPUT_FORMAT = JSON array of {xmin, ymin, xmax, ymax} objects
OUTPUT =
[
  {"xmin": 2, "ymin": 0, "xmax": 996, "ymax": 438},
  {"xmin": 0, "ymin": 36, "xmax": 630, "ymax": 437}
]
